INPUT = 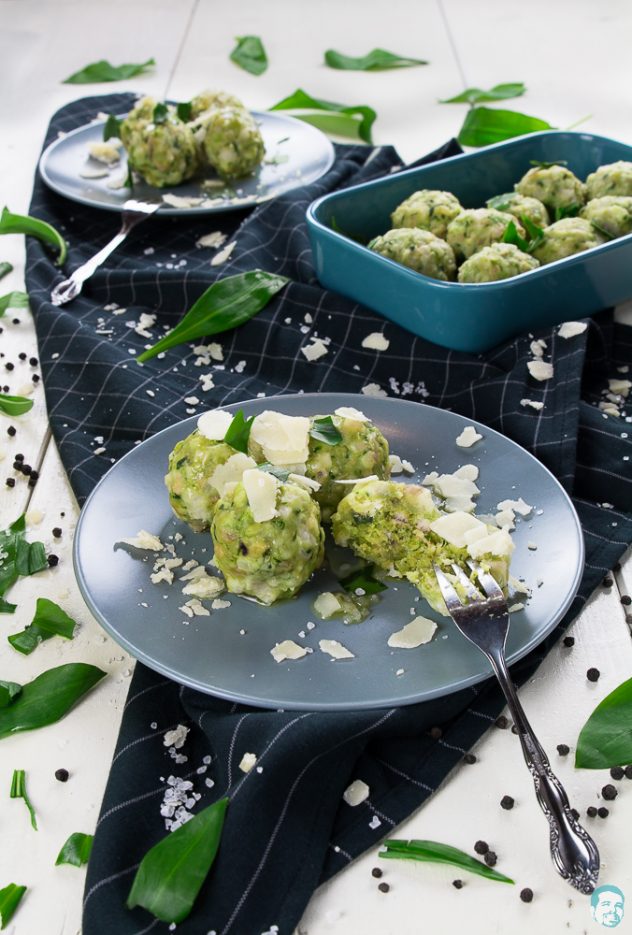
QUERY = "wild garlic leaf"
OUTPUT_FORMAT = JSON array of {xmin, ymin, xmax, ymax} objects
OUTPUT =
[
  {"xmin": 340, "ymin": 565, "xmax": 387, "ymax": 595},
  {"xmin": 0, "ymin": 663, "xmax": 106, "ymax": 740},
  {"xmin": 223, "ymin": 410, "xmax": 255, "ymax": 455},
  {"xmin": 10, "ymin": 769, "xmax": 37, "ymax": 830},
  {"xmin": 324, "ymin": 48, "xmax": 428, "ymax": 71},
  {"xmin": 153, "ymin": 102, "xmax": 169, "ymax": 124},
  {"xmin": 575, "ymin": 676, "xmax": 632, "ymax": 768},
  {"xmin": 230, "ymin": 35, "xmax": 268, "ymax": 76},
  {"xmin": 502, "ymin": 219, "xmax": 530, "ymax": 253},
  {"xmin": 0, "ymin": 291, "xmax": 28, "ymax": 316},
  {"xmin": 176, "ymin": 101, "xmax": 192, "ymax": 122},
  {"xmin": 0, "ymin": 394, "xmax": 34, "ymax": 417},
  {"xmin": 554, "ymin": 203, "xmax": 581, "ymax": 221},
  {"xmin": 0, "ymin": 681, "xmax": 22, "ymax": 709},
  {"xmin": 380, "ymin": 839, "xmax": 514, "ymax": 883},
  {"xmin": 62, "ymin": 57, "xmax": 156, "ymax": 84},
  {"xmin": 270, "ymin": 88, "xmax": 376, "ymax": 144},
  {"xmin": 310, "ymin": 415, "xmax": 342, "ymax": 446},
  {"xmin": 457, "ymin": 107, "xmax": 553, "ymax": 147},
  {"xmin": 0, "ymin": 262, "xmax": 12, "ymax": 280},
  {"xmin": 529, "ymin": 159, "xmax": 568, "ymax": 169},
  {"xmin": 0, "ymin": 883, "xmax": 27, "ymax": 929},
  {"xmin": 127, "ymin": 797, "xmax": 229, "ymax": 924},
  {"xmin": 8, "ymin": 598, "xmax": 77, "ymax": 656},
  {"xmin": 257, "ymin": 463, "xmax": 291, "ymax": 482},
  {"xmin": 0, "ymin": 208, "xmax": 67, "ymax": 266},
  {"xmin": 0, "ymin": 515, "xmax": 48, "ymax": 614},
  {"xmin": 591, "ymin": 220, "xmax": 615, "ymax": 241},
  {"xmin": 102, "ymin": 115, "xmax": 122, "ymax": 141},
  {"xmin": 137, "ymin": 271, "xmax": 289, "ymax": 363},
  {"xmin": 55, "ymin": 832, "xmax": 94, "ymax": 867},
  {"xmin": 440, "ymin": 82, "xmax": 525, "ymax": 104}
]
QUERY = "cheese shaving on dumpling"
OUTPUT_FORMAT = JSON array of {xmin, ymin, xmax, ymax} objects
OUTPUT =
[
  {"xmin": 249, "ymin": 411, "xmax": 311, "ymax": 465},
  {"xmin": 242, "ymin": 469, "xmax": 279, "ymax": 523},
  {"xmin": 197, "ymin": 409, "xmax": 233, "ymax": 440}
]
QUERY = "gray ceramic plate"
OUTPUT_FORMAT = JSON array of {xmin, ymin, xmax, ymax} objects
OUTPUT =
[
  {"xmin": 39, "ymin": 111, "xmax": 334, "ymax": 215},
  {"xmin": 73, "ymin": 394, "xmax": 584, "ymax": 710}
]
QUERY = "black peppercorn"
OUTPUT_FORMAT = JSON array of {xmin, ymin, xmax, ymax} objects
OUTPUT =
[
  {"xmin": 520, "ymin": 888, "xmax": 534, "ymax": 903},
  {"xmin": 29, "ymin": 357, "xmax": 38, "ymax": 366},
  {"xmin": 52, "ymin": 527, "xmax": 62, "ymax": 538},
  {"xmin": 484, "ymin": 851, "xmax": 498, "ymax": 867},
  {"xmin": 602, "ymin": 577, "xmax": 614, "ymax": 588},
  {"xmin": 378, "ymin": 882, "xmax": 390, "ymax": 893},
  {"xmin": 500, "ymin": 795, "xmax": 515, "ymax": 810},
  {"xmin": 5, "ymin": 362, "xmax": 14, "ymax": 371},
  {"xmin": 610, "ymin": 766, "xmax": 624, "ymax": 781},
  {"xmin": 563, "ymin": 636, "xmax": 575, "ymax": 647},
  {"xmin": 587, "ymin": 668, "xmax": 600, "ymax": 682},
  {"xmin": 601, "ymin": 784, "xmax": 618, "ymax": 801},
  {"xmin": 624, "ymin": 765, "xmax": 632, "ymax": 780},
  {"xmin": 5, "ymin": 477, "xmax": 15, "ymax": 488},
  {"xmin": 586, "ymin": 806, "xmax": 598, "ymax": 817},
  {"xmin": 474, "ymin": 840, "xmax": 489, "ymax": 855},
  {"xmin": 597, "ymin": 807, "xmax": 609, "ymax": 818},
  {"xmin": 7, "ymin": 426, "xmax": 16, "ymax": 436},
  {"xmin": 452, "ymin": 879, "xmax": 464, "ymax": 889},
  {"xmin": 47, "ymin": 554, "xmax": 59, "ymax": 567},
  {"xmin": 463, "ymin": 753, "xmax": 477, "ymax": 764},
  {"xmin": 55, "ymin": 768, "xmax": 69, "ymax": 782},
  {"xmin": 495, "ymin": 715, "xmax": 508, "ymax": 729},
  {"xmin": 371, "ymin": 867, "xmax": 382, "ymax": 878},
  {"xmin": 557, "ymin": 744, "xmax": 570, "ymax": 756},
  {"xmin": 18, "ymin": 352, "xmax": 26, "ymax": 361},
  {"xmin": 621, "ymin": 595, "xmax": 631, "ymax": 606}
]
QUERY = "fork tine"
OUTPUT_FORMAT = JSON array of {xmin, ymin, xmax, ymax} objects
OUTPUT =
[
  {"xmin": 450, "ymin": 563, "xmax": 484, "ymax": 601},
  {"xmin": 433, "ymin": 564, "xmax": 463, "ymax": 614},
  {"xmin": 468, "ymin": 561, "xmax": 505, "ymax": 600}
]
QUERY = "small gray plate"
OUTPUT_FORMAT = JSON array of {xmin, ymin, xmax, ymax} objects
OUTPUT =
[
  {"xmin": 39, "ymin": 111, "xmax": 335, "ymax": 215},
  {"xmin": 73, "ymin": 394, "xmax": 584, "ymax": 710}
]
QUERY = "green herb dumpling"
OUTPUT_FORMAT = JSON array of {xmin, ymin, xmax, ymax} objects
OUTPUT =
[
  {"xmin": 531, "ymin": 217, "xmax": 605, "ymax": 265},
  {"xmin": 579, "ymin": 196, "xmax": 632, "ymax": 239},
  {"xmin": 585, "ymin": 161, "xmax": 632, "ymax": 199},
  {"xmin": 390, "ymin": 189, "xmax": 463, "ymax": 240},
  {"xmin": 124, "ymin": 111, "xmax": 198, "ymax": 187},
  {"xmin": 201, "ymin": 107, "xmax": 265, "ymax": 180},
  {"xmin": 488, "ymin": 192, "xmax": 549, "ymax": 228},
  {"xmin": 446, "ymin": 209, "xmax": 523, "ymax": 261},
  {"xmin": 515, "ymin": 164, "xmax": 586, "ymax": 212},
  {"xmin": 458, "ymin": 242, "xmax": 539, "ymax": 283},
  {"xmin": 368, "ymin": 228, "xmax": 456, "ymax": 281}
]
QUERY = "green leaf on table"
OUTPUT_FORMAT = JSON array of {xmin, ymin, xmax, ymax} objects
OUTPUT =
[
  {"xmin": 137, "ymin": 270, "xmax": 289, "ymax": 363},
  {"xmin": 457, "ymin": 106, "xmax": 553, "ymax": 148},
  {"xmin": 380, "ymin": 839, "xmax": 514, "ymax": 883},
  {"xmin": 324, "ymin": 48, "xmax": 428, "ymax": 71},
  {"xmin": 153, "ymin": 102, "xmax": 169, "ymax": 125},
  {"xmin": 230, "ymin": 35, "xmax": 268, "ymax": 76},
  {"xmin": 223, "ymin": 410, "xmax": 255, "ymax": 455},
  {"xmin": 62, "ymin": 57, "xmax": 156, "ymax": 84},
  {"xmin": 176, "ymin": 101, "xmax": 192, "ymax": 122},
  {"xmin": 103, "ymin": 114, "xmax": 122, "ymax": 141},
  {"xmin": 257, "ymin": 463, "xmax": 291, "ymax": 482},
  {"xmin": 554, "ymin": 203, "xmax": 581, "ymax": 221},
  {"xmin": 8, "ymin": 598, "xmax": 77, "ymax": 656},
  {"xmin": 10, "ymin": 769, "xmax": 37, "ymax": 830},
  {"xmin": 0, "ymin": 291, "xmax": 29, "ymax": 316},
  {"xmin": 0, "ymin": 394, "xmax": 34, "ymax": 417},
  {"xmin": 270, "ymin": 88, "xmax": 376, "ymax": 144},
  {"xmin": 0, "ymin": 515, "xmax": 48, "ymax": 614},
  {"xmin": 0, "ymin": 262, "xmax": 12, "ymax": 281},
  {"xmin": 440, "ymin": 82, "xmax": 525, "ymax": 104},
  {"xmin": 0, "ymin": 681, "xmax": 21, "ymax": 708},
  {"xmin": 340, "ymin": 564, "xmax": 387, "ymax": 595},
  {"xmin": 127, "ymin": 797, "xmax": 228, "ymax": 924},
  {"xmin": 55, "ymin": 832, "xmax": 94, "ymax": 867},
  {"xmin": 0, "ymin": 663, "xmax": 106, "ymax": 740},
  {"xmin": 575, "ymin": 676, "xmax": 632, "ymax": 768},
  {"xmin": 529, "ymin": 159, "xmax": 568, "ymax": 169},
  {"xmin": 0, "ymin": 207, "xmax": 67, "ymax": 266},
  {"xmin": 0, "ymin": 883, "xmax": 26, "ymax": 929},
  {"xmin": 310, "ymin": 415, "xmax": 342, "ymax": 446}
]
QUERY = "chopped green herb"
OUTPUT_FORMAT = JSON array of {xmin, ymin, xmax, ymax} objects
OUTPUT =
[
  {"xmin": 324, "ymin": 48, "xmax": 428, "ymax": 71},
  {"xmin": 554, "ymin": 203, "xmax": 581, "ymax": 221},
  {"xmin": 575, "ymin": 676, "xmax": 632, "ymax": 769},
  {"xmin": 380, "ymin": 839, "xmax": 514, "ymax": 883},
  {"xmin": 8, "ymin": 598, "xmax": 77, "ymax": 656},
  {"xmin": 276, "ymin": 136, "xmax": 290, "ymax": 144},
  {"xmin": 127, "ymin": 797, "xmax": 228, "ymax": 924},
  {"xmin": 224, "ymin": 410, "xmax": 255, "ymax": 455},
  {"xmin": 137, "ymin": 270, "xmax": 288, "ymax": 363},
  {"xmin": 486, "ymin": 193, "xmax": 516, "ymax": 212},
  {"xmin": 502, "ymin": 219, "xmax": 530, "ymax": 253},
  {"xmin": 176, "ymin": 101, "xmax": 192, "ymax": 122},
  {"xmin": 0, "ymin": 207, "xmax": 67, "ymax": 266},
  {"xmin": 0, "ymin": 394, "xmax": 33, "ymax": 417},
  {"xmin": 55, "ymin": 832, "xmax": 94, "ymax": 867},
  {"xmin": 440, "ymin": 82, "xmax": 525, "ymax": 105},
  {"xmin": 310, "ymin": 415, "xmax": 342, "ymax": 446},
  {"xmin": 0, "ymin": 663, "xmax": 106, "ymax": 740},
  {"xmin": 270, "ymin": 88, "xmax": 376, "ymax": 144},
  {"xmin": 340, "ymin": 564, "xmax": 387, "ymax": 595},
  {"xmin": 457, "ymin": 107, "xmax": 553, "ymax": 148},
  {"xmin": 62, "ymin": 57, "xmax": 156, "ymax": 84},
  {"xmin": 0, "ymin": 291, "xmax": 28, "ymax": 316},
  {"xmin": 102, "ymin": 114, "xmax": 122, "ymax": 141},
  {"xmin": 529, "ymin": 159, "xmax": 568, "ymax": 169},
  {"xmin": 502, "ymin": 215, "xmax": 544, "ymax": 254},
  {"xmin": 0, "ymin": 262, "xmax": 12, "ymax": 281},
  {"xmin": 590, "ymin": 220, "xmax": 615, "ymax": 241},
  {"xmin": 0, "ymin": 883, "xmax": 26, "ymax": 929},
  {"xmin": 230, "ymin": 35, "xmax": 268, "ymax": 75},
  {"xmin": 153, "ymin": 102, "xmax": 169, "ymax": 124},
  {"xmin": 0, "ymin": 515, "xmax": 48, "ymax": 614},
  {"xmin": 10, "ymin": 769, "xmax": 37, "ymax": 830},
  {"xmin": 0, "ymin": 681, "xmax": 21, "ymax": 708},
  {"xmin": 257, "ymin": 463, "xmax": 291, "ymax": 482}
]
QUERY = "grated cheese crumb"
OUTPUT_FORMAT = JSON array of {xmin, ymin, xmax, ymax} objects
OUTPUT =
[
  {"xmin": 361, "ymin": 332, "xmax": 390, "ymax": 352},
  {"xmin": 527, "ymin": 360, "xmax": 554, "ymax": 381},
  {"xmin": 270, "ymin": 640, "xmax": 309, "ymax": 662},
  {"xmin": 319, "ymin": 639, "xmax": 354, "ymax": 660},
  {"xmin": 119, "ymin": 530, "xmax": 164, "ymax": 551},
  {"xmin": 301, "ymin": 337, "xmax": 329, "ymax": 361},
  {"xmin": 558, "ymin": 321, "xmax": 587, "ymax": 339},
  {"xmin": 456, "ymin": 426, "xmax": 483, "ymax": 448},
  {"xmin": 343, "ymin": 779, "xmax": 370, "ymax": 806},
  {"xmin": 238, "ymin": 752, "xmax": 257, "ymax": 773},
  {"xmin": 361, "ymin": 382, "xmax": 387, "ymax": 398}
]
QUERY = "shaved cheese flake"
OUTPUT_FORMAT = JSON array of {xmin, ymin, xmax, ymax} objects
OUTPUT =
[
  {"xmin": 462, "ymin": 525, "xmax": 489, "ymax": 546},
  {"xmin": 453, "ymin": 464, "xmax": 479, "ymax": 482},
  {"xmin": 288, "ymin": 472, "xmax": 321, "ymax": 491},
  {"xmin": 119, "ymin": 530, "xmax": 164, "ymax": 551},
  {"xmin": 361, "ymin": 332, "xmax": 390, "ymax": 351},
  {"xmin": 389, "ymin": 454, "xmax": 404, "ymax": 474},
  {"xmin": 209, "ymin": 452, "xmax": 257, "ymax": 496},
  {"xmin": 609, "ymin": 379, "xmax": 631, "ymax": 397},
  {"xmin": 529, "ymin": 339, "xmax": 545, "ymax": 358},
  {"xmin": 334, "ymin": 475, "xmax": 379, "ymax": 485},
  {"xmin": 387, "ymin": 615, "xmax": 437, "ymax": 648},
  {"xmin": 162, "ymin": 193, "xmax": 204, "ymax": 208},
  {"xmin": 80, "ymin": 165, "xmax": 110, "ymax": 179},
  {"xmin": 319, "ymin": 639, "xmax": 355, "ymax": 660},
  {"xmin": 467, "ymin": 528, "xmax": 515, "ymax": 560},
  {"xmin": 271, "ymin": 640, "xmax": 309, "ymax": 662},
  {"xmin": 494, "ymin": 509, "xmax": 515, "ymax": 530},
  {"xmin": 520, "ymin": 398, "xmax": 544, "ymax": 410},
  {"xmin": 429, "ymin": 512, "xmax": 486, "ymax": 548},
  {"xmin": 238, "ymin": 753, "xmax": 257, "ymax": 773},
  {"xmin": 456, "ymin": 426, "xmax": 483, "ymax": 448},
  {"xmin": 211, "ymin": 241, "xmax": 236, "ymax": 266},
  {"xmin": 527, "ymin": 360, "xmax": 554, "ymax": 381},
  {"xmin": 88, "ymin": 140, "xmax": 121, "ymax": 164},
  {"xmin": 343, "ymin": 779, "xmax": 370, "ymax": 806},
  {"xmin": 182, "ymin": 574, "xmax": 224, "ymax": 599},
  {"xmin": 313, "ymin": 592, "xmax": 342, "ymax": 618},
  {"xmin": 301, "ymin": 337, "xmax": 329, "ymax": 361},
  {"xmin": 334, "ymin": 406, "xmax": 368, "ymax": 422},
  {"xmin": 243, "ymin": 469, "xmax": 279, "ymax": 523},
  {"xmin": 497, "ymin": 497, "xmax": 533, "ymax": 516},
  {"xmin": 196, "ymin": 231, "xmax": 227, "ymax": 249},
  {"xmin": 197, "ymin": 409, "xmax": 233, "ymax": 440},
  {"xmin": 250, "ymin": 411, "xmax": 310, "ymax": 465},
  {"xmin": 558, "ymin": 321, "xmax": 587, "ymax": 339},
  {"xmin": 361, "ymin": 383, "xmax": 387, "ymax": 398}
]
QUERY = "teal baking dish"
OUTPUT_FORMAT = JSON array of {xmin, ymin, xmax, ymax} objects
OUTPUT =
[{"xmin": 306, "ymin": 131, "xmax": 632, "ymax": 352}]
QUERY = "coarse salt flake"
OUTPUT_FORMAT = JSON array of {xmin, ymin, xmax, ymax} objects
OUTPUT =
[
  {"xmin": 238, "ymin": 752, "xmax": 257, "ymax": 773},
  {"xmin": 361, "ymin": 383, "xmax": 387, "ymax": 398},
  {"xmin": 164, "ymin": 725, "xmax": 189, "ymax": 749}
]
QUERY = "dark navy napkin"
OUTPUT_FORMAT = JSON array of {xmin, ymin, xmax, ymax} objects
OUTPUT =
[{"xmin": 23, "ymin": 95, "xmax": 632, "ymax": 935}]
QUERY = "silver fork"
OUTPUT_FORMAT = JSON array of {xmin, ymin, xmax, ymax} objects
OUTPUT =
[
  {"xmin": 434, "ymin": 560, "xmax": 600, "ymax": 894},
  {"xmin": 50, "ymin": 198, "xmax": 162, "ymax": 306}
]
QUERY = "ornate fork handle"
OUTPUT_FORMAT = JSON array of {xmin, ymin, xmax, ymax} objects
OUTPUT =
[{"xmin": 489, "ymin": 649, "xmax": 600, "ymax": 894}]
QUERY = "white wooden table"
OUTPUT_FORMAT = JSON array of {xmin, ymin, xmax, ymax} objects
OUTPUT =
[{"xmin": 1, "ymin": 2, "xmax": 631, "ymax": 932}]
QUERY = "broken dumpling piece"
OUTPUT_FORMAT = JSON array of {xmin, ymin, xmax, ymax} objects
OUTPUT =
[{"xmin": 211, "ymin": 472, "xmax": 325, "ymax": 605}]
